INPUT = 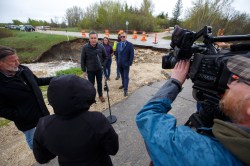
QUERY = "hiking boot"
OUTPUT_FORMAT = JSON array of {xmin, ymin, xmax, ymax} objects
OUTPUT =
[
  {"xmin": 124, "ymin": 91, "xmax": 128, "ymax": 97},
  {"xmin": 119, "ymin": 85, "xmax": 124, "ymax": 89},
  {"xmin": 115, "ymin": 77, "xmax": 120, "ymax": 80},
  {"xmin": 99, "ymin": 96, "xmax": 105, "ymax": 102}
]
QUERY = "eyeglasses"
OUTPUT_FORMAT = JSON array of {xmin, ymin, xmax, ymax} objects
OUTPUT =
[
  {"xmin": 228, "ymin": 74, "xmax": 250, "ymax": 86},
  {"xmin": 120, "ymin": 36, "xmax": 126, "ymax": 38}
]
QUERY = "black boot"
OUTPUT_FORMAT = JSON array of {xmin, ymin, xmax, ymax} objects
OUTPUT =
[{"xmin": 124, "ymin": 91, "xmax": 128, "ymax": 97}]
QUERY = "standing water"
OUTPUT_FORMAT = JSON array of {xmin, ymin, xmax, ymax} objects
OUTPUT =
[{"xmin": 23, "ymin": 61, "xmax": 80, "ymax": 77}]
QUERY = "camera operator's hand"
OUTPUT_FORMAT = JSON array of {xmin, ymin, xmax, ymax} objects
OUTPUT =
[{"xmin": 171, "ymin": 60, "xmax": 190, "ymax": 85}]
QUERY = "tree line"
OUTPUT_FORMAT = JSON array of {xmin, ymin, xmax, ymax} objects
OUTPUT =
[{"xmin": 5, "ymin": 0, "xmax": 250, "ymax": 35}]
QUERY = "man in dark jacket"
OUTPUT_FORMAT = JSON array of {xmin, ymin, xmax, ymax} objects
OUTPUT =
[
  {"xmin": 0, "ymin": 45, "xmax": 53, "ymax": 149},
  {"xmin": 115, "ymin": 32, "xmax": 134, "ymax": 97},
  {"xmin": 33, "ymin": 74, "xmax": 119, "ymax": 166},
  {"xmin": 81, "ymin": 31, "xmax": 107, "ymax": 102}
]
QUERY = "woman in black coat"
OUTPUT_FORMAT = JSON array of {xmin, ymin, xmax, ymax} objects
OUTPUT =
[{"xmin": 33, "ymin": 75, "xmax": 119, "ymax": 166}]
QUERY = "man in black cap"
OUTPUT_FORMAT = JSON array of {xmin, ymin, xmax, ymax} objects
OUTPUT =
[
  {"xmin": 33, "ymin": 75, "xmax": 119, "ymax": 166},
  {"xmin": 136, "ymin": 55, "xmax": 250, "ymax": 165},
  {"xmin": 0, "ymin": 45, "xmax": 53, "ymax": 149}
]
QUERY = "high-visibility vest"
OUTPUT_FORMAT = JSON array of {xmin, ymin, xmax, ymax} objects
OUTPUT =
[{"xmin": 113, "ymin": 41, "xmax": 117, "ymax": 51}]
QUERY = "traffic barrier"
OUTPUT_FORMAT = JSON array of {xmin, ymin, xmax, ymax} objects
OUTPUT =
[
  {"xmin": 141, "ymin": 31, "xmax": 147, "ymax": 41},
  {"xmin": 132, "ymin": 31, "xmax": 138, "ymax": 39},
  {"xmin": 81, "ymin": 30, "xmax": 86, "ymax": 38},
  {"xmin": 118, "ymin": 30, "xmax": 124, "ymax": 35},
  {"xmin": 216, "ymin": 28, "xmax": 230, "ymax": 48},
  {"xmin": 153, "ymin": 33, "xmax": 158, "ymax": 44},
  {"xmin": 217, "ymin": 28, "xmax": 225, "ymax": 36}
]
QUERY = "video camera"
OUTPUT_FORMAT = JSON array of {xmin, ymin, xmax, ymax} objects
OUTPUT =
[{"xmin": 162, "ymin": 25, "xmax": 250, "ymax": 129}]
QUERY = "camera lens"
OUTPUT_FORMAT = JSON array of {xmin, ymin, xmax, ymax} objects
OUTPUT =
[{"xmin": 162, "ymin": 54, "xmax": 177, "ymax": 69}]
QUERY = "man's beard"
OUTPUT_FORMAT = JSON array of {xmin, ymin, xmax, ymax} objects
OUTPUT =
[
  {"xmin": 6, "ymin": 66, "xmax": 19, "ymax": 76},
  {"xmin": 220, "ymin": 90, "xmax": 245, "ymax": 123},
  {"xmin": 12, "ymin": 67, "xmax": 19, "ymax": 72}
]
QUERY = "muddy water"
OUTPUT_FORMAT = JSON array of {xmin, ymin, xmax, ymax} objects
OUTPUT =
[{"xmin": 23, "ymin": 61, "xmax": 80, "ymax": 77}]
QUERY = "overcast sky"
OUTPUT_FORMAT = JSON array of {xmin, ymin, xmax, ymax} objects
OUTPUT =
[{"xmin": 0, "ymin": 0, "xmax": 249, "ymax": 23}]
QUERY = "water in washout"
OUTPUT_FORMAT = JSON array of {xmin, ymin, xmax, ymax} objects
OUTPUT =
[{"xmin": 23, "ymin": 61, "xmax": 79, "ymax": 77}]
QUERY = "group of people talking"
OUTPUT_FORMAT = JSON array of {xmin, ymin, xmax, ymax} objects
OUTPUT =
[{"xmin": 0, "ymin": 31, "xmax": 249, "ymax": 166}]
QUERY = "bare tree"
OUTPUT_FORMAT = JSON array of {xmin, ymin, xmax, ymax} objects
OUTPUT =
[
  {"xmin": 140, "ymin": 0, "xmax": 154, "ymax": 15},
  {"xmin": 171, "ymin": 0, "xmax": 183, "ymax": 26},
  {"xmin": 65, "ymin": 6, "xmax": 84, "ymax": 27}
]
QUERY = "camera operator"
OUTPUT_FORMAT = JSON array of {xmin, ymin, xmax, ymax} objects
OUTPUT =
[{"xmin": 136, "ymin": 55, "xmax": 250, "ymax": 166}]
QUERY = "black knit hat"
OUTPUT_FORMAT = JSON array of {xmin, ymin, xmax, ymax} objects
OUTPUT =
[
  {"xmin": 48, "ymin": 75, "xmax": 96, "ymax": 116},
  {"xmin": 227, "ymin": 55, "xmax": 250, "ymax": 82}
]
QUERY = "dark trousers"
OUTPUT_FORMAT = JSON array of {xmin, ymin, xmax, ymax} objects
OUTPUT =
[
  {"xmin": 116, "ymin": 60, "xmax": 120, "ymax": 78},
  {"xmin": 104, "ymin": 59, "xmax": 112, "ymax": 79},
  {"xmin": 119, "ymin": 65, "xmax": 130, "ymax": 91},
  {"xmin": 87, "ymin": 70, "xmax": 103, "ymax": 97}
]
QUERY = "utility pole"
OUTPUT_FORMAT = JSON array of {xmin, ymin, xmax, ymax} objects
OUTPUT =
[{"xmin": 126, "ymin": 20, "xmax": 129, "ymax": 34}]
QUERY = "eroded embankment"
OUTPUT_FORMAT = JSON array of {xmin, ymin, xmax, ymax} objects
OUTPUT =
[{"xmin": 35, "ymin": 38, "xmax": 168, "ymax": 63}]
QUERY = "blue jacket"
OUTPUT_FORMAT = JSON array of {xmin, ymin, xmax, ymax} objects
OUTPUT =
[
  {"xmin": 136, "ymin": 78, "xmax": 243, "ymax": 166},
  {"xmin": 115, "ymin": 41, "xmax": 134, "ymax": 67}
]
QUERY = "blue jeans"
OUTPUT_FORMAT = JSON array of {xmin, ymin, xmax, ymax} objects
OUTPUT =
[
  {"xmin": 87, "ymin": 70, "xmax": 103, "ymax": 97},
  {"xmin": 104, "ymin": 59, "xmax": 112, "ymax": 79},
  {"xmin": 23, "ymin": 127, "xmax": 36, "ymax": 149}
]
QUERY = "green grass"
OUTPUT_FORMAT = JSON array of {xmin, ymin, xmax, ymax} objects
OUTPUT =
[
  {"xmin": 0, "ymin": 28, "xmax": 15, "ymax": 38},
  {"xmin": 0, "ymin": 29, "xmax": 77, "ymax": 63},
  {"xmin": 162, "ymin": 36, "xmax": 172, "ymax": 40},
  {"xmin": 0, "ymin": 119, "xmax": 10, "ymax": 127},
  {"xmin": 40, "ymin": 85, "xmax": 48, "ymax": 92},
  {"xmin": 55, "ymin": 67, "xmax": 82, "ymax": 76}
]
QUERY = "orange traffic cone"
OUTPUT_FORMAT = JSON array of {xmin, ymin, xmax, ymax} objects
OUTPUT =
[
  {"xmin": 132, "ymin": 31, "xmax": 138, "ymax": 39},
  {"xmin": 118, "ymin": 30, "xmax": 124, "ymax": 35},
  {"xmin": 81, "ymin": 30, "xmax": 86, "ymax": 38},
  {"xmin": 216, "ymin": 28, "xmax": 228, "ymax": 48},
  {"xmin": 153, "ymin": 33, "xmax": 158, "ymax": 44},
  {"xmin": 217, "ymin": 28, "xmax": 225, "ymax": 36},
  {"xmin": 105, "ymin": 29, "xmax": 110, "ymax": 37},
  {"xmin": 141, "ymin": 31, "xmax": 147, "ymax": 41}
]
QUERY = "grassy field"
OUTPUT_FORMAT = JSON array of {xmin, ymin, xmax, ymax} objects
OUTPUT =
[
  {"xmin": 162, "ymin": 36, "xmax": 172, "ymax": 40},
  {"xmin": 0, "ymin": 28, "xmax": 77, "ymax": 63},
  {"xmin": 0, "ymin": 119, "xmax": 10, "ymax": 127},
  {"xmin": 55, "ymin": 67, "xmax": 82, "ymax": 76}
]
